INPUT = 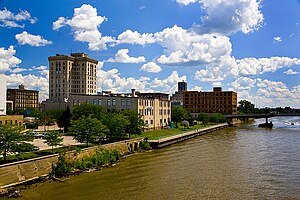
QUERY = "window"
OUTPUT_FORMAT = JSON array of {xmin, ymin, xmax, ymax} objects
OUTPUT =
[
  {"xmin": 112, "ymin": 99, "xmax": 116, "ymax": 106},
  {"xmin": 107, "ymin": 99, "xmax": 111, "ymax": 106},
  {"xmin": 121, "ymin": 99, "xmax": 125, "ymax": 106},
  {"xmin": 93, "ymin": 99, "xmax": 97, "ymax": 105},
  {"xmin": 126, "ymin": 99, "xmax": 130, "ymax": 106},
  {"xmin": 98, "ymin": 99, "xmax": 102, "ymax": 106}
]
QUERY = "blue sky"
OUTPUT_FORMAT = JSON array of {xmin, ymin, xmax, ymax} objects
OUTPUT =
[{"xmin": 0, "ymin": 0, "xmax": 300, "ymax": 108}]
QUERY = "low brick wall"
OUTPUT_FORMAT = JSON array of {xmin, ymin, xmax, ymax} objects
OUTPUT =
[{"xmin": 0, "ymin": 138, "xmax": 144, "ymax": 188}]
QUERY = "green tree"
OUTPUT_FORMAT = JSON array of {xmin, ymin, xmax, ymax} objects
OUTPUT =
[
  {"xmin": 72, "ymin": 103, "xmax": 104, "ymax": 120},
  {"xmin": 238, "ymin": 100, "xmax": 255, "ymax": 114},
  {"xmin": 171, "ymin": 106, "xmax": 189, "ymax": 128},
  {"xmin": 70, "ymin": 115, "xmax": 108, "ymax": 146},
  {"xmin": 103, "ymin": 113, "xmax": 130, "ymax": 141},
  {"xmin": 0, "ymin": 125, "xmax": 33, "ymax": 162},
  {"xmin": 198, "ymin": 113, "xmax": 209, "ymax": 125},
  {"xmin": 209, "ymin": 113, "xmax": 226, "ymax": 124},
  {"xmin": 122, "ymin": 110, "xmax": 144, "ymax": 138},
  {"xmin": 57, "ymin": 106, "xmax": 72, "ymax": 133},
  {"xmin": 44, "ymin": 131, "xmax": 63, "ymax": 154}
]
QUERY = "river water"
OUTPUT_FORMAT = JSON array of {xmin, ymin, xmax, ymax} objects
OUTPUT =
[{"xmin": 19, "ymin": 117, "xmax": 300, "ymax": 200}]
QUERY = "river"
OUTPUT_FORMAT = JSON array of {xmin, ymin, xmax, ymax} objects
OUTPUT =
[{"xmin": 19, "ymin": 117, "xmax": 300, "ymax": 200}]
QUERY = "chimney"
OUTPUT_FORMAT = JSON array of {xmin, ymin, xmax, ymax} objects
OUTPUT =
[{"xmin": 131, "ymin": 89, "xmax": 136, "ymax": 97}]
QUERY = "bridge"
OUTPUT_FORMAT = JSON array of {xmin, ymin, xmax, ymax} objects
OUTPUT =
[{"xmin": 224, "ymin": 113, "xmax": 300, "ymax": 125}]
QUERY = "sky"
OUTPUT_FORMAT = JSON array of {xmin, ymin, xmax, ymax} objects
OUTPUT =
[{"xmin": 0, "ymin": 0, "xmax": 300, "ymax": 108}]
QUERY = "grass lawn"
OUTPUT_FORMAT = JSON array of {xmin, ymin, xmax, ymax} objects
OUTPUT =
[{"xmin": 140, "ymin": 123, "xmax": 212, "ymax": 140}]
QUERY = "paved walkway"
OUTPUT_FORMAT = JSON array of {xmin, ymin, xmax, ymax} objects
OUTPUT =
[{"xmin": 28, "ymin": 136, "xmax": 81, "ymax": 150}]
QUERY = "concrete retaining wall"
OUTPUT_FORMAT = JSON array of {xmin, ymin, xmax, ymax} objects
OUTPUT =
[{"xmin": 0, "ymin": 138, "xmax": 143, "ymax": 188}]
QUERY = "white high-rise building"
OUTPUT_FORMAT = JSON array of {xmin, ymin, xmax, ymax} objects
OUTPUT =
[{"xmin": 0, "ymin": 74, "xmax": 7, "ymax": 115}]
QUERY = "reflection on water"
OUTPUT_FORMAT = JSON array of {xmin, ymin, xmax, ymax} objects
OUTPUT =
[{"xmin": 19, "ymin": 117, "xmax": 300, "ymax": 200}]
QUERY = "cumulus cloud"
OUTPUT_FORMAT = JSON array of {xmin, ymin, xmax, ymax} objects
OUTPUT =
[
  {"xmin": 53, "ymin": 4, "xmax": 114, "ymax": 51},
  {"xmin": 177, "ymin": 0, "xmax": 264, "ymax": 35},
  {"xmin": 0, "ymin": 46, "xmax": 22, "ymax": 72},
  {"xmin": 97, "ymin": 61, "xmax": 185, "ymax": 94},
  {"xmin": 140, "ymin": 62, "xmax": 162, "ymax": 73},
  {"xmin": 284, "ymin": 69, "xmax": 299, "ymax": 75},
  {"xmin": 230, "ymin": 77, "xmax": 300, "ymax": 107},
  {"xmin": 0, "ymin": 8, "xmax": 36, "ymax": 28},
  {"xmin": 107, "ymin": 49, "xmax": 146, "ymax": 63},
  {"xmin": 15, "ymin": 31, "xmax": 52, "ymax": 46},
  {"xmin": 273, "ymin": 36, "xmax": 282, "ymax": 43},
  {"xmin": 176, "ymin": 0, "xmax": 197, "ymax": 5},
  {"xmin": 230, "ymin": 77, "xmax": 256, "ymax": 91},
  {"xmin": 117, "ymin": 30, "xmax": 155, "ymax": 45},
  {"xmin": 236, "ymin": 57, "xmax": 300, "ymax": 76},
  {"xmin": 10, "ymin": 67, "xmax": 27, "ymax": 73}
]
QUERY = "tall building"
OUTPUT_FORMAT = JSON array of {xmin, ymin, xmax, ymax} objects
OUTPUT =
[
  {"xmin": 48, "ymin": 53, "xmax": 98, "ymax": 102},
  {"xmin": 7, "ymin": 85, "xmax": 39, "ymax": 111},
  {"xmin": 178, "ymin": 81, "xmax": 187, "ymax": 92},
  {"xmin": 183, "ymin": 87, "xmax": 237, "ymax": 116},
  {"xmin": 0, "ymin": 74, "xmax": 6, "ymax": 115},
  {"xmin": 171, "ymin": 80, "xmax": 187, "ymax": 106}
]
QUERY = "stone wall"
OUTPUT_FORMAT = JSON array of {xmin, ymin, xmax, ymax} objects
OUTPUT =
[{"xmin": 0, "ymin": 138, "xmax": 144, "ymax": 188}]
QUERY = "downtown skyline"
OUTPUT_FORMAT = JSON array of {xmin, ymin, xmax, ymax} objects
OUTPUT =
[{"xmin": 0, "ymin": 0, "xmax": 300, "ymax": 108}]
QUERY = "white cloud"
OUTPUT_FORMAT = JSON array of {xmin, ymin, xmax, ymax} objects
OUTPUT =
[
  {"xmin": 53, "ymin": 4, "xmax": 115, "ymax": 51},
  {"xmin": 107, "ymin": 49, "xmax": 146, "ymax": 63},
  {"xmin": 0, "ymin": 8, "xmax": 36, "ymax": 28},
  {"xmin": 97, "ymin": 62, "xmax": 185, "ymax": 95},
  {"xmin": 212, "ymin": 82, "xmax": 222, "ymax": 87},
  {"xmin": 191, "ymin": 85, "xmax": 202, "ymax": 91},
  {"xmin": 15, "ymin": 31, "xmax": 52, "ymax": 46},
  {"xmin": 140, "ymin": 62, "xmax": 162, "ymax": 73},
  {"xmin": 284, "ymin": 69, "xmax": 299, "ymax": 75},
  {"xmin": 230, "ymin": 77, "xmax": 256, "ymax": 91},
  {"xmin": 10, "ymin": 67, "xmax": 27, "ymax": 73},
  {"xmin": 176, "ymin": 0, "xmax": 197, "ymax": 5},
  {"xmin": 273, "ymin": 36, "xmax": 282, "ymax": 43},
  {"xmin": 176, "ymin": 0, "xmax": 264, "ymax": 35},
  {"xmin": 139, "ymin": 6, "xmax": 146, "ymax": 10},
  {"xmin": 117, "ymin": 30, "xmax": 155, "ymax": 45},
  {"xmin": 230, "ymin": 77, "xmax": 300, "ymax": 107},
  {"xmin": 0, "ymin": 46, "xmax": 22, "ymax": 72},
  {"xmin": 236, "ymin": 57, "xmax": 300, "ymax": 76}
]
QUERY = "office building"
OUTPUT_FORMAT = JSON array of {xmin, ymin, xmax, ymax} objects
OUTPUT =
[
  {"xmin": 171, "ymin": 80, "xmax": 187, "ymax": 106},
  {"xmin": 48, "ymin": 53, "xmax": 98, "ymax": 102},
  {"xmin": 183, "ymin": 87, "xmax": 237, "ymax": 115},
  {"xmin": 7, "ymin": 85, "xmax": 39, "ymax": 111},
  {"xmin": 68, "ymin": 89, "xmax": 171, "ymax": 130}
]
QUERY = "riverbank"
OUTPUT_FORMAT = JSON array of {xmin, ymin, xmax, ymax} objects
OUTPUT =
[
  {"xmin": 0, "ymin": 138, "xmax": 144, "ymax": 191},
  {"xmin": 148, "ymin": 123, "xmax": 228, "ymax": 148}
]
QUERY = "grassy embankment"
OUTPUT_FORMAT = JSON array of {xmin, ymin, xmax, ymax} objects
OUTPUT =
[{"xmin": 139, "ymin": 123, "xmax": 212, "ymax": 140}]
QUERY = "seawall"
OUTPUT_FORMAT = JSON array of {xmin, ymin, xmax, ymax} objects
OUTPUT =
[
  {"xmin": 148, "ymin": 123, "xmax": 228, "ymax": 148},
  {"xmin": 0, "ymin": 138, "xmax": 144, "ymax": 189}
]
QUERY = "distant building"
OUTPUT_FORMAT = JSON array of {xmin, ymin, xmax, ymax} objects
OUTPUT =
[
  {"xmin": 7, "ymin": 85, "xmax": 39, "ymax": 111},
  {"xmin": 183, "ymin": 87, "xmax": 237, "ymax": 116},
  {"xmin": 68, "ymin": 89, "xmax": 171, "ymax": 130},
  {"xmin": 48, "ymin": 53, "xmax": 98, "ymax": 103},
  {"xmin": 171, "ymin": 80, "xmax": 187, "ymax": 106},
  {"xmin": 178, "ymin": 81, "xmax": 187, "ymax": 92},
  {"xmin": 0, "ymin": 74, "xmax": 7, "ymax": 115}
]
